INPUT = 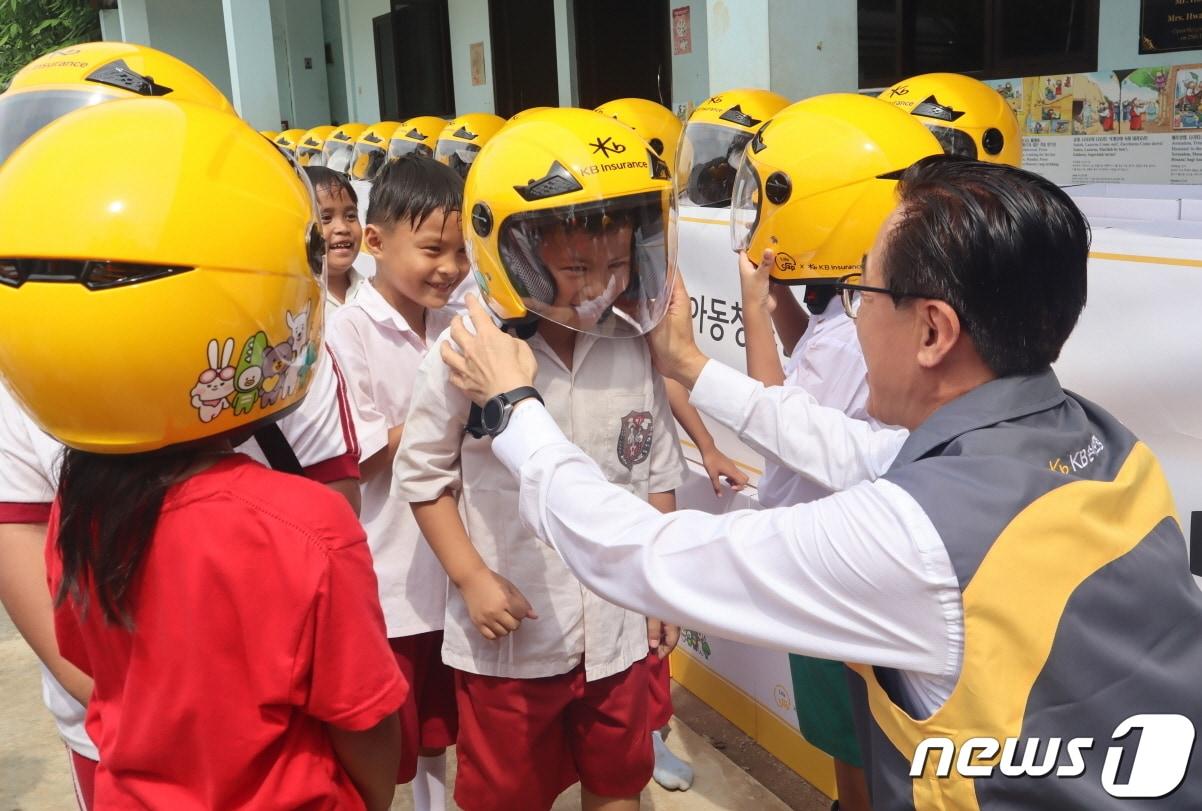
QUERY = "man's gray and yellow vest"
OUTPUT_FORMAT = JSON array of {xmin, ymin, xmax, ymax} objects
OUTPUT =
[{"xmin": 847, "ymin": 370, "xmax": 1202, "ymax": 809}]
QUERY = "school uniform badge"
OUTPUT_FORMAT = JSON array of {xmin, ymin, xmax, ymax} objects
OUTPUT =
[{"xmin": 617, "ymin": 410, "xmax": 653, "ymax": 469}]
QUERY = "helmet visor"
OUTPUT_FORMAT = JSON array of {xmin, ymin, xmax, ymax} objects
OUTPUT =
[
  {"xmin": 0, "ymin": 88, "xmax": 122, "ymax": 166},
  {"xmin": 436, "ymin": 140, "xmax": 482, "ymax": 179},
  {"xmin": 925, "ymin": 124, "xmax": 978, "ymax": 159},
  {"xmin": 730, "ymin": 160, "xmax": 761, "ymax": 253},
  {"xmin": 388, "ymin": 138, "xmax": 433, "ymax": 160},
  {"xmin": 323, "ymin": 140, "xmax": 355, "ymax": 174},
  {"xmin": 296, "ymin": 144, "xmax": 324, "ymax": 166},
  {"xmin": 675, "ymin": 123, "xmax": 752, "ymax": 208},
  {"xmin": 495, "ymin": 190, "xmax": 677, "ymax": 338},
  {"xmin": 351, "ymin": 142, "xmax": 387, "ymax": 180}
]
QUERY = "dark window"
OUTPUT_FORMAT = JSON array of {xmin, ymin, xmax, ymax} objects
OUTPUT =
[
  {"xmin": 573, "ymin": 0, "xmax": 671, "ymax": 109},
  {"xmin": 374, "ymin": 0, "xmax": 456, "ymax": 119},
  {"xmin": 489, "ymin": 0, "xmax": 560, "ymax": 117},
  {"xmin": 858, "ymin": 0, "xmax": 1098, "ymax": 88}
]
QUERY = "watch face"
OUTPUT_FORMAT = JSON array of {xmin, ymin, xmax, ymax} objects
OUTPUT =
[{"xmin": 482, "ymin": 398, "xmax": 505, "ymax": 433}]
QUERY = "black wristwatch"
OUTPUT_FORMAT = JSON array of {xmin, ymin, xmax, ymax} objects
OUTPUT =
[{"xmin": 479, "ymin": 386, "xmax": 543, "ymax": 437}]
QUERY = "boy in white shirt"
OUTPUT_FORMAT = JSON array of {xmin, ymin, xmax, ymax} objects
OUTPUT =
[
  {"xmin": 326, "ymin": 154, "xmax": 467, "ymax": 811},
  {"xmin": 394, "ymin": 110, "xmax": 685, "ymax": 811},
  {"xmin": 305, "ymin": 166, "xmax": 368, "ymax": 311}
]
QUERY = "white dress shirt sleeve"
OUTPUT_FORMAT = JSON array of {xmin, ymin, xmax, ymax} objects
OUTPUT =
[
  {"xmin": 690, "ymin": 360, "xmax": 908, "ymax": 491},
  {"xmin": 492, "ymin": 401, "xmax": 961, "ymax": 679}
]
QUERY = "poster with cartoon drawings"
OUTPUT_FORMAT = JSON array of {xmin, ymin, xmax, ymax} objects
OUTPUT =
[
  {"xmin": 1017, "ymin": 74, "xmax": 1076, "ymax": 135},
  {"xmin": 1172, "ymin": 64, "xmax": 1202, "ymax": 128},
  {"xmin": 1072, "ymin": 67, "xmax": 1172, "ymax": 135}
]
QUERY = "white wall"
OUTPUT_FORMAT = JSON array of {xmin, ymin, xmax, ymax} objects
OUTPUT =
[
  {"xmin": 448, "ymin": 0, "xmax": 494, "ymax": 114},
  {"xmin": 222, "ymin": 0, "xmax": 282, "ymax": 130},
  {"xmin": 767, "ymin": 0, "xmax": 857, "ymax": 101},
  {"xmin": 145, "ymin": 0, "xmax": 233, "ymax": 99},
  {"xmin": 322, "ymin": 0, "xmax": 350, "ymax": 123},
  {"xmin": 342, "ymin": 0, "xmax": 390, "ymax": 123},
  {"xmin": 1098, "ymin": 0, "xmax": 1202, "ymax": 69},
  {"xmin": 670, "ymin": 0, "xmax": 709, "ymax": 115},
  {"xmin": 705, "ymin": 0, "xmax": 770, "ymax": 93}
]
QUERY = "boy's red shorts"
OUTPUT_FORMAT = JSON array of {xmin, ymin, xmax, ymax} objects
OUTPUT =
[
  {"xmin": 389, "ymin": 631, "xmax": 459, "ymax": 784},
  {"xmin": 69, "ymin": 748, "xmax": 96, "ymax": 811},
  {"xmin": 453, "ymin": 656, "xmax": 654, "ymax": 811},
  {"xmin": 648, "ymin": 652, "xmax": 674, "ymax": 730}
]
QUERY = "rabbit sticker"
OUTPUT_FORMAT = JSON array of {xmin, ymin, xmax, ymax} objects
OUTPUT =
[
  {"xmin": 282, "ymin": 303, "xmax": 311, "ymax": 399},
  {"xmin": 191, "ymin": 338, "xmax": 236, "ymax": 423}
]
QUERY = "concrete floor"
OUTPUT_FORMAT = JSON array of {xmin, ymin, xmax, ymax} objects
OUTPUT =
[{"xmin": 0, "ymin": 608, "xmax": 826, "ymax": 810}]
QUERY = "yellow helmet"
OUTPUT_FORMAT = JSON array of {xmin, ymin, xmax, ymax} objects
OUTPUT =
[
  {"xmin": 0, "ymin": 99, "xmax": 324, "ymax": 453},
  {"xmin": 506, "ymin": 106, "xmax": 553, "ymax": 123},
  {"xmin": 465, "ymin": 108, "xmax": 675, "ymax": 337},
  {"xmin": 678, "ymin": 88, "xmax": 789, "ymax": 207},
  {"xmin": 321, "ymin": 122, "xmax": 368, "ymax": 174},
  {"xmin": 273, "ymin": 128, "xmax": 306, "ymax": 153},
  {"xmin": 296, "ymin": 125, "xmax": 335, "ymax": 166},
  {"xmin": 730, "ymin": 94, "xmax": 942, "ymax": 284},
  {"xmin": 435, "ymin": 112, "xmax": 506, "ymax": 178},
  {"xmin": 595, "ymin": 98, "xmax": 683, "ymax": 174},
  {"xmin": 0, "ymin": 41, "xmax": 233, "ymax": 165},
  {"xmin": 388, "ymin": 115, "xmax": 445, "ymax": 160},
  {"xmin": 350, "ymin": 121, "xmax": 400, "ymax": 180},
  {"xmin": 259, "ymin": 129, "xmax": 280, "ymax": 140},
  {"xmin": 879, "ymin": 73, "xmax": 1021, "ymax": 166}
]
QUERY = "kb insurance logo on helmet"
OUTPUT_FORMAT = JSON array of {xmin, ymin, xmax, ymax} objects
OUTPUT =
[{"xmin": 910, "ymin": 714, "xmax": 1196, "ymax": 798}]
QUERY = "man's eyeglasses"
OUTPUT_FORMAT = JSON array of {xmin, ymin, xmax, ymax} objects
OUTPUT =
[{"xmin": 831, "ymin": 272, "xmax": 943, "ymax": 320}]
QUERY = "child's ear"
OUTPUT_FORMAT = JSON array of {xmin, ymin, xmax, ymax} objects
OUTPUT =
[{"xmin": 363, "ymin": 224, "xmax": 386, "ymax": 259}]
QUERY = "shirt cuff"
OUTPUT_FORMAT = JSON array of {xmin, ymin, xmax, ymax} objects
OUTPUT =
[
  {"xmin": 302, "ymin": 453, "xmax": 360, "ymax": 484},
  {"xmin": 491, "ymin": 401, "xmax": 569, "ymax": 476},
  {"xmin": 0, "ymin": 501, "xmax": 52, "ymax": 524},
  {"xmin": 688, "ymin": 360, "xmax": 761, "ymax": 430}
]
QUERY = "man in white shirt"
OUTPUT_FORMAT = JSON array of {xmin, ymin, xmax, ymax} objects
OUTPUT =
[{"xmin": 438, "ymin": 156, "xmax": 1202, "ymax": 808}]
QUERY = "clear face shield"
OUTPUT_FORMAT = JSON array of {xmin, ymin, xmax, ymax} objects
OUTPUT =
[
  {"xmin": 351, "ymin": 142, "xmax": 388, "ymax": 180},
  {"xmin": 492, "ymin": 190, "xmax": 678, "ymax": 338},
  {"xmin": 322, "ymin": 139, "xmax": 355, "ymax": 174},
  {"xmin": 925, "ymin": 123, "xmax": 978, "ymax": 159},
  {"xmin": 387, "ymin": 138, "xmax": 433, "ymax": 161},
  {"xmin": 0, "ymin": 88, "xmax": 122, "ymax": 166},
  {"xmin": 296, "ymin": 142, "xmax": 325, "ymax": 167},
  {"xmin": 436, "ymin": 140, "xmax": 482, "ymax": 180},
  {"xmin": 675, "ymin": 123, "xmax": 753, "ymax": 208},
  {"xmin": 729, "ymin": 158, "xmax": 762, "ymax": 253}
]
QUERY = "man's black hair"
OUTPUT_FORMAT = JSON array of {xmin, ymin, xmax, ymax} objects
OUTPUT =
[
  {"xmin": 883, "ymin": 155, "xmax": 1090, "ymax": 377},
  {"xmin": 367, "ymin": 153, "xmax": 463, "ymax": 230},
  {"xmin": 303, "ymin": 165, "xmax": 357, "ymax": 205}
]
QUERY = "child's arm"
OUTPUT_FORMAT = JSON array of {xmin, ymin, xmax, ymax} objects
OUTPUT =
[
  {"xmin": 412, "ymin": 492, "xmax": 537, "ymax": 640},
  {"xmin": 358, "ymin": 424, "xmax": 403, "ymax": 482},
  {"xmin": 327, "ymin": 716, "xmax": 401, "ymax": 811},
  {"xmin": 664, "ymin": 378, "xmax": 748, "ymax": 496},
  {"xmin": 646, "ymin": 490, "xmax": 680, "ymax": 658}
]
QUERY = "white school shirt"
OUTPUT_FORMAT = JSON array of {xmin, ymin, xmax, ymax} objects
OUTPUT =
[
  {"xmin": 490, "ymin": 360, "xmax": 965, "ymax": 719},
  {"xmin": 0, "ymin": 347, "xmax": 360, "ymax": 759},
  {"xmin": 393, "ymin": 329, "xmax": 686, "ymax": 681},
  {"xmin": 324, "ymin": 267, "xmax": 368, "ymax": 318},
  {"xmin": 326, "ymin": 283, "xmax": 453, "ymax": 637},
  {"xmin": 757, "ymin": 306, "xmax": 882, "ymax": 509}
]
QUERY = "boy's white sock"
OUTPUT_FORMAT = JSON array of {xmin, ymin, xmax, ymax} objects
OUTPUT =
[
  {"xmin": 413, "ymin": 753, "xmax": 447, "ymax": 811},
  {"xmin": 652, "ymin": 728, "xmax": 694, "ymax": 791}
]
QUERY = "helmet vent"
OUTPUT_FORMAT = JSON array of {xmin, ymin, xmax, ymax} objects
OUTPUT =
[
  {"xmin": 0, "ymin": 258, "xmax": 191, "ymax": 290},
  {"xmin": 911, "ymin": 95, "xmax": 965, "ymax": 122},
  {"xmin": 719, "ymin": 105, "xmax": 761, "ymax": 128},
  {"xmin": 513, "ymin": 161, "xmax": 584, "ymax": 202},
  {"xmin": 86, "ymin": 60, "xmax": 173, "ymax": 97},
  {"xmin": 406, "ymin": 127, "xmax": 426, "ymax": 140},
  {"xmin": 364, "ymin": 132, "xmax": 383, "ymax": 143},
  {"xmin": 453, "ymin": 126, "xmax": 478, "ymax": 140}
]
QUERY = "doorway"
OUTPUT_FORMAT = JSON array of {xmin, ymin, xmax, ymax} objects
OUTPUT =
[
  {"xmin": 374, "ymin": 0, "xmax": 456, "ymax": 120},
  {"xmin": 573, "ymin": 0, "xmax": 671, "ymax": 109},
  {"xmin": 489, "ymin": 0, "xmax": 560, "ymax": 117}
]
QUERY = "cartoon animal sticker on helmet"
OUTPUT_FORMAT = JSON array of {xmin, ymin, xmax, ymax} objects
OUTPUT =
[{"xmin": 0, "ymin": 98, "xmax": 324, "ymax": 453}]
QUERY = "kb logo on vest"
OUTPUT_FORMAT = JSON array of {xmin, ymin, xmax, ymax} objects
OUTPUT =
[{"xmin": 911, "ymin": 714, "xmax": 1195, "ymax": 798}]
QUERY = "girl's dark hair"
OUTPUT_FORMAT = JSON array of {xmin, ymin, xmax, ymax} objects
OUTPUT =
[
  {"xmin": 304, "ymin": 165, "xmax": 358, "ymax": 205},
  {"xmin": 367, "ymin": 153, "xmax": 463, "ymax": 230},
  {"xmin": 55, "ymin": 447, "xmax": 199, "ymax": 627}
]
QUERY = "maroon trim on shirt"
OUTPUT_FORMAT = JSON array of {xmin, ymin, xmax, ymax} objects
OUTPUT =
[
  {"xmin": 303, "ymin": 453, "xmax": 360, "ymax": 484},
  {"xmin": 328, "ymin": 351, "xmax": 361, "ymax": 460},
  {"xmin": 0, "ymin": 501, "xmax": 52, "ymax": 524}
]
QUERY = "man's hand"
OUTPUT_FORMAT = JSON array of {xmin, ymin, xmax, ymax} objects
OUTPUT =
[
  {"xmin": 646, "ymin": 270, "xmax": 710, "ymax": 389},
  {"xmin": 700, "ymin": 446, "xmax": 749, "ymax": 496},
  {"xmin": 458, "ymin": 567, "xmax": 538, "ymax": 640},
  {"xmin": 441, "ymin": 295, "xmax": 538, "ymax": 406},
  {"xmin": 647, "ymin": 617, "xmax": 680, "ymax": 659},
  {"xmin": 738, "ymin": 248, "xmax": 776, "ymax": 313}
]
